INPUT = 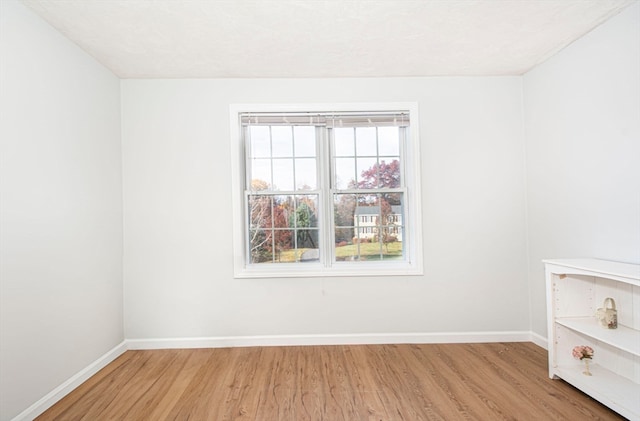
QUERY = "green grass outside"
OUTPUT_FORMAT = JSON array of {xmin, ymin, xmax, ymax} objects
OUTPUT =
[
  {"xmin": 276, "ymin": 249, "xmax": 308, "ymax": 262},
  {"xmin": 335, "ymin": 241, "xmax": 402, "ymax": 260},
  {"xmin": 276, "ymin": 242, "xmax": 402, "ymax": 262}
]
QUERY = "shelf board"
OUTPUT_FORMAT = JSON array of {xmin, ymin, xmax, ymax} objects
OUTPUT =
[
  {"xmin": 543, "ymin": 258, "xmax": 640, "ymax": 286},
  {"xmin": 554, "ymin": 364, "xmax": 640, "ymax": 420},
  {"xmin": 555, "ymin": 317, "xmax": 640, "ymax": 357}
]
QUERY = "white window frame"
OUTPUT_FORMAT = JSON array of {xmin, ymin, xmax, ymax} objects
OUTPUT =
[{"xmin": 230, "ymin": 103, "xmax": 423, "ymax": 278}]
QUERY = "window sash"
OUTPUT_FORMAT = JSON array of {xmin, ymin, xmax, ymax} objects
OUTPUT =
[{"xmin": 245, "ymin": 192, "xmax": 322, "ymax": 263}]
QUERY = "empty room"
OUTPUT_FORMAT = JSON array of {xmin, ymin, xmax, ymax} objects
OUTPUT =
[{"xmin": 1, "ymin": 0, "xmax": 639, "ymax": 420}]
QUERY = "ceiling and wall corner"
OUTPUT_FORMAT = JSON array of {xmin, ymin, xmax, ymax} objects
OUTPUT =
[{"xmin": 19, "ymin": 0, "xmax": 635, "ymax": 79}]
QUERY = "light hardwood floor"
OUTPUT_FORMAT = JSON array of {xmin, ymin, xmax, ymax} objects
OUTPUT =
[{"xmin": 37, "ymin": 342, "xmax": 624, "ymax": 420}]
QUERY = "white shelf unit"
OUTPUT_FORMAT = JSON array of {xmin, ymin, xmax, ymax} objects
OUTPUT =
[{"xmin": 544, "ymin": 258, "xmax": 640, "ymax": 420}]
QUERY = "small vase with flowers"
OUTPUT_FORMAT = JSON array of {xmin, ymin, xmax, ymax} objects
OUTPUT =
[{"xmin": 572, "ymin": 345, "xmax": 594, "ymax": 376}]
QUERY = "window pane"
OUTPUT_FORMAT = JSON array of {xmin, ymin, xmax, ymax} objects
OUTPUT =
[
  {"xmin": 272, "ymin": 195, "xmax": 292, "ymax": 230},
  {"xmin": 272, "ymin": 126, "xmax": 293, "ymax": 157},
  {"xmin": 355, "ymin": 127, "xmax": 376, "ymax": 156},
  {"xmin": 334, "ymin": 194, "xmax": 356, "ymax": 228},
  {"xmin": 248, "ymin": 195, "xmax": 272, "ymax": 229},
  {"xmin": 294, "ymin": 195, "xmax": 319, "ymax": 259},
  {"xmin": 249, "ymin": 229, "xmax": 273, "ymax": 263},
  {"xmin": 274, "ymin": 229, "xmax": 295, "ymax": 262},
  {"xmin": 294, "ymin": 196, "xmax": 318, "ymax": 229},
  {"xmin": 356, "ymin": 157, "xmax": 378, "ymax": 188},
  {"xmin": 294, "ymin": 126, "xmax": 316, "ymax": 157},
  {"xmin": 295, "ymin": 158, "xmax": 316, "ymax": 190},
  {"xmin": 250, "ymin": 126, "xmax": 270, "ymax": 158},
  {"xmin": 334, "ymin": 227, "xmax": 354, "ymax": 246},
  {"xmin": 334, "ymin": 128, "xmax": 354, "ymax": 156},
  {"xmin": 377, "ymin": 159, "xmax": 401, "ymax": 188},
  {"xmin": 334, "ymin": 157, "xmax": 356, "ymax": 189},
  {"xmin": 298, "ymin": 239, "xmax": 319, "ymax": 261},
  {"xmin": 250, "ymin": 159, "xmax": 271, "ymax": 190},
  {"xmin": 378, "ymin": 127, "xmax": 400, "ymax": 156},
  {"xmin": 272, "ymin": 159, "xmax": 294, "ymax": 191}
]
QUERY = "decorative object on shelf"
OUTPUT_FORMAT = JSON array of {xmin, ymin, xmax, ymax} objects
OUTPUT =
[
  {"xmin": 572, "ymin": 345, "xmax": 594, "ymax": 376},
  {"xmin": 595, "ymin": 297, "xmax": 618, "ymax": 329}
]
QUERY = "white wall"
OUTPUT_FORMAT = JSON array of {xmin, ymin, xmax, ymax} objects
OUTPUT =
[
  {"xmin": 121, "ymin": 77, "xmax": 529, "ymax": 341},
  {"xmin": 0, "ymin": 1, "xmax": 123, "ymax": 419},
  {"xmin": 524, "ymin": 3, "xmax": 640, "ymax": 337}
]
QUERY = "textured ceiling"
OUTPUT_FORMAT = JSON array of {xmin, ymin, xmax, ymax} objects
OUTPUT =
[{"xmin": 21, "ymin": 0, "xmax": 635, "ymax": 78}]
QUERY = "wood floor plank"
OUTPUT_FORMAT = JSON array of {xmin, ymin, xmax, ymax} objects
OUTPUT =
[
  {"xmin": 471, "ymin": 343, "xmax": 568, "ymax": 420},
  {"xmin": 86, "ymin": 349, "xmax": 181, "ymax": 420},
  {"xmin": 342, "ymin": 346, "xmax": 391, "ymax": 421},
  {"xmin": 220, "ymin": 346, "xmax": 264, "ymax": 421},
  {"xmin": 139, "ymin": 349, "xmax": 210, "ymax": 420},
  {"xmin": 323, "ymin": 346, "xmax": 365, "ymax": 421},
  {"xmin": 36, "ymin": 342, "xmax": 625, "ymax": 421},
  {"xmin": 407, "ymin": 343, "xmax": 488, "ymax": 419},
  {"xmin": 163, "ymin": 347, "xmax": 234, "ymax": 420}
]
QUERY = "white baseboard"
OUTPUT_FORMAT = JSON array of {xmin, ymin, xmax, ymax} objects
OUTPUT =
[
  {"xmin": 529, "ymin": 331, "xmax": 548, "ymax": 350},
  {"xmin": 11, "ymin": 340, "xmax": 128, "ymax": 421},
  {"xmin": 126, "ymin": 330, "xmax": 534, "ymax": 350}
]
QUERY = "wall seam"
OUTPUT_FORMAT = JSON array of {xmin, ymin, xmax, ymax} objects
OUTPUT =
[{"xmin": 519, "ymin": 74, "xmax": 534, "ymax": 338}]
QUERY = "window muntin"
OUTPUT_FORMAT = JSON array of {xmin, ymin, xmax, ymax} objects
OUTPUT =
[{"xmin": 232, "ymin": 104, "xmax": 422, "ymax": 278}]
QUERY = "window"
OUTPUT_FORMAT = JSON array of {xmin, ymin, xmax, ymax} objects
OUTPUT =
[{"xmin": 230, "ymin": 103, "xmax": 423, "ymax": 278}]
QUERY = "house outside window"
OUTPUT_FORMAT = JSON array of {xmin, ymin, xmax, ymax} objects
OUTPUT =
[
  {"xmin": 230, "ymin": 103, "xmax": 423, "ymax": 278},
  {"xmin": 354, "ymin": 205, "xmax": 403, "ymax": 242}
]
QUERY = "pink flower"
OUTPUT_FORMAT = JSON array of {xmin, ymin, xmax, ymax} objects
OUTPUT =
[{"xmin": 572, "ymin": 345, "xmax": 594, "ymax": 360}]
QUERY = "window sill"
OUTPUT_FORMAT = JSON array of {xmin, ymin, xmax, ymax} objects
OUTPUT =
[{"xmin": 234, "ymin": 261, "xmax": 423, "ymax": 279}]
